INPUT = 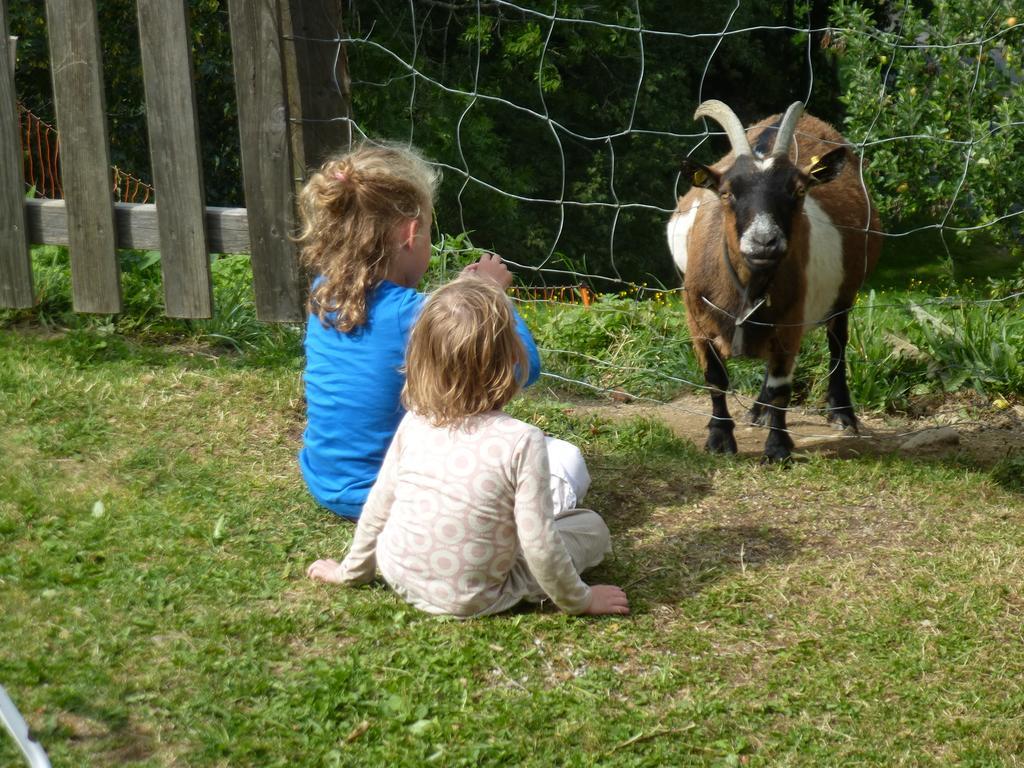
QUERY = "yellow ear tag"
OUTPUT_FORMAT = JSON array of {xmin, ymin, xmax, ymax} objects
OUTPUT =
[
  {"xmin": 807, "ymin": 155, "xmax": 822, "ymax": 176},
  {"xmin": 693, "ymin": 169, "xmax": 708, "ymax": 186}
]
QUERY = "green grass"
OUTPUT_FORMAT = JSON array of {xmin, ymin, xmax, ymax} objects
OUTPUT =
[
  {"xmin": 3, "ymin": 328, "xmax": 1024, "ymax": 767},
  {"xmin": 1, "ymin": 246, "xmax": 304, "ymax": 367},
  {"xmin": 2, "ymin": 243, "xmax": 1023, "ymax": 764}
]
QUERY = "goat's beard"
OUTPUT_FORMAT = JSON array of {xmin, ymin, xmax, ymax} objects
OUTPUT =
[{"xmin": 744, "ymin": 265, "xmax": 777, "ymax": 300}]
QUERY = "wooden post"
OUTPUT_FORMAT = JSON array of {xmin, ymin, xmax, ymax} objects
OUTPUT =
[
  {"xmin": 280, "ymin": 0, "xmax": 352, "ymax": 191},
  {"xmin": 0, "ymin": 3, "xmax": 33, "ymax": 309},
  {"xmin": 227, "ymin": 0, "xmax": 303, "ymax": 322},
  {"xmin": 44, "ymin": 0, "xmax": 121, "ymax": 314},
  {"xmin": 137, "ymin": 0, "xmax": 213, "ymax": 318}
]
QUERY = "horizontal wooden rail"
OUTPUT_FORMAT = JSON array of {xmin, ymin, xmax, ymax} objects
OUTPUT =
[{"xmin": 25, "ymin": 199, "xmax": 251, "ymax": 254}]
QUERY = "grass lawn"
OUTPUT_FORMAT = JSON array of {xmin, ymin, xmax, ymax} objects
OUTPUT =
[{"xmin": 2, "ymin": 328, "xmax": 1024, "ymax": 767}]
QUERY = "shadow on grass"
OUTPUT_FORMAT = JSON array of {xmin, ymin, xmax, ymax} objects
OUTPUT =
[
  {"xmin": 991, "ymin": 453, "xmax": 1024, "ymax": 495},
  {"xmin": 618, "ymin": 523, "xmax": 799, "ymax": 606},
  {"xmin": 580, "ymin": 452, "xmax": 799, "ymax": 607}
]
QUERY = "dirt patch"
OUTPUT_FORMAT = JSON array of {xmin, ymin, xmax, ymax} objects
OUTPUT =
[{"xmin": 573, "ymin": 391, "xmax": 1024, "ymax": 467}]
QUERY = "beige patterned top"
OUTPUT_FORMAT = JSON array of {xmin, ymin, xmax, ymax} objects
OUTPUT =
[{"xmin": 335, "ymin": 411, "xmax": 592, "ymax": 616}]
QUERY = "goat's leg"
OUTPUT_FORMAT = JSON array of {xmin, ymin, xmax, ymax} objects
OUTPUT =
[
  {"xmin": 748, "ymin": 371, "xmax": 771, "ymax": 426},
  {"xmin": 703, "ymin": 342, "xmax": 737, "ymax": 454},
  {"xmin": 761, "ymin": 357, "xmax": 796, "ymax": 462},
  {"xmin": 825, "ymin": 310, "xmax": 859, "ymax": 431}
]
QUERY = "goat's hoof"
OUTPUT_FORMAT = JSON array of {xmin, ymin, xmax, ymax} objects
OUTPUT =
[
  {"xmin": 705, "ymin": 431, "xmax": 738, "ymax": 454},
  {"xmin": 760, "ymin": 448, "xmax": 792, "ymax": 465},
  {"xmin": 827, "ymin": 410, "xmax": 859, "ymax": 432},
  {"xmin": 762, "ymin": 431, "xmax": 794, "ymax": 463}
]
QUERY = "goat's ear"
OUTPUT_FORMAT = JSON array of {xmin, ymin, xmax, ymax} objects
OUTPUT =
[
  {"xmin": 680, "ymin": 158, "xmax": 720, "ymax": 190},
  {"xmin": 802, "ymin": 146, "xmax": 848, "ymax": 186}
]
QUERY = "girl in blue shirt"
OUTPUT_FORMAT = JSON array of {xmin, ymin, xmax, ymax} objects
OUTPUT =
[{"xmin": 297, "ymin": 144, "xmax": 585, "ymax": 520}]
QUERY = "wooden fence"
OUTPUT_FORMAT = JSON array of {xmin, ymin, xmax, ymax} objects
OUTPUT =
[{"xmin": 0, "ymin": 0, "xmax": 351, "ymax": 321}]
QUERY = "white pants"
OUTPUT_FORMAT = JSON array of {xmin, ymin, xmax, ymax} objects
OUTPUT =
[
  {"xmin": 546, "ymin": 437, "xmax": 591, "ymax": 516},
  {"xmin": 476, "ymin": 437, "xmax": 606, "ymax": 614},
  {"xmin": 548, "ymin": 507, "xmax": 611, "ymax": 573},
  {"xmin": 484, "ymin": 508, "xmax": 612, "ymax": 615},
  {"xmin": 476, "ymin": 439, "xmax": 605, "ymax": 615}
]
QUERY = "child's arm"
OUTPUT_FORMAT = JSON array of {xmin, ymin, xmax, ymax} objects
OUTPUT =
[
  {"xmin": 511, "ymin": 429, "xmax": 618, "ymax": 614},
  {"xmin": 460, "ymin": 254, "xmax": 542, "ymax": 386},
  {"xmin": 511, "ymin": 310, "xmax": 542, "ymax": 388},
  {"xmin": 307, "ymin": 424, "xmax": 402, "ymax": 586}
]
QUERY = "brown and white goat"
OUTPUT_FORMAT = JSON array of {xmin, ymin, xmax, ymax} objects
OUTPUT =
[{"xmin": 667, "ymin": 100, "xmax": 882, "ymax": 461}]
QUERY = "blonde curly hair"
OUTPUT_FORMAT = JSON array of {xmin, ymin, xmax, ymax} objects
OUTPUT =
[
  {"xmin": 297, "ymin": 143, "xmax": 439, "ymax": 331},
  {"xmin": 402, "ymin": 276, "xmax": 529, "ymax": 427}
]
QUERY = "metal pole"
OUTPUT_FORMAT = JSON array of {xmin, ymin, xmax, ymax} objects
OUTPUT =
[{"xmin": 0, "ymin": 685, "xmax": 52, "ymax": 768}]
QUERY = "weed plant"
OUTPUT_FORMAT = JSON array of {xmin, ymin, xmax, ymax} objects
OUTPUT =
[
  {"xmin": 0, "ymin": 247, "xmax": 303, "ymax": 367},
  {"xmin": 3, "ymin": 243, "xmax": 1022, "ymax": 410}
]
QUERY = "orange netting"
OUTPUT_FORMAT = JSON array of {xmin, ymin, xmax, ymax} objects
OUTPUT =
[
  {"xmin": 18, "ymin": 102, "xmax": 154, "ymax": 203},
  {"xmin": 111, "ymin": 164, "xmax": 153, "ymax": 204},
  {"xmin": 509, "ymin": 285, "xmax": 595, "ymax": 305}
]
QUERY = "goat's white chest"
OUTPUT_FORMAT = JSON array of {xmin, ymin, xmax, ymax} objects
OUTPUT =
[
  {"xmin": 802, "ymin": 196, "xmax": 844, "ymax": 326},
  {"xmin": 666, "ymin": 197, "xmax": 705, "ymax": 275}
]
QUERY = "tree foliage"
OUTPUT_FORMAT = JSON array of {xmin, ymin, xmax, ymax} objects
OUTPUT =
[
  {"xmin": 832, "ymin": 0, "xmax": 1023, "ymax": 253},
  {"xmin": 5, "ymin": 1, "xmax": 1021, "ymax": 282},
  {"xmin": 344, "ymin": 1, "xmax": 839, "ymax": 285}
]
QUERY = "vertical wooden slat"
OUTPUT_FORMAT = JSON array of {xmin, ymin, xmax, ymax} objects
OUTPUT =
[
  {"xmin": 44, "ymin": 0, "xmax": 120, "ymax": 314},
  {"xmin": 137, "ymin": 0, "xmax": 212, "ymax": 318},
  {"xmin": 280, "ymin": 0, "xmax": 352, "ymax": 191},
  {"xmin": 226, "ymin": 0, "xmax": 303, "ymax": 322},
  {"xmin": 0, "ymin": 4, "xmax": 33, "ymax": 308}
]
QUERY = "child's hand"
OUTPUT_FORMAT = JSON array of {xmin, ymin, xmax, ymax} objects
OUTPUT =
[
  {"xmin": 464, "ymin": 253, "xmax": 513, "ymax": 289},
  {"xmin": 582, "ymin": 584, "xmax": 630, "ymax": 615},
  {"xmin": 306, "ymin": 558, "xmax": 346, "ymax": 584}
]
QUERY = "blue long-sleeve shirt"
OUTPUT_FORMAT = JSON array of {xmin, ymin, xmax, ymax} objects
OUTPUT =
[{"xmin": 299, "ymin": 279, "xmax": 541, "ymax": 519}]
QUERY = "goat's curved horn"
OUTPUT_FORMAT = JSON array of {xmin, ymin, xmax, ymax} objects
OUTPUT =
[
  {"xmin": 694, "ymin": 99, "xmax": 751, "ymax": 157},
  {"xmin": 771, "ymin": 101, "xmax": 805, "ymax": 158}
]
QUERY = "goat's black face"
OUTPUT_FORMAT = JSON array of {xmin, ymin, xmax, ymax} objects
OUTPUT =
[
  {"xmin": 722, "ymin": 156, "xmax": 806, "ymax": 271},
  {"xmin": 681, "ymin": 145, "xmax": 848, "ymax": 274}
]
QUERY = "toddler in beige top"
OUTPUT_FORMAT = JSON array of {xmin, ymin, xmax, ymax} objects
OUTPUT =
[{"xmin": 307, "ymin": 276, "xmax": 629, "ymax": 617}]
